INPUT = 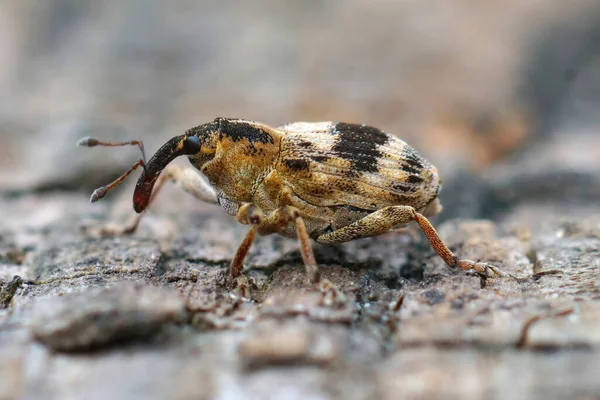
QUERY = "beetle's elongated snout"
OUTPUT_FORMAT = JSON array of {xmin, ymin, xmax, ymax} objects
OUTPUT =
[{"xmin": 133, "ymin": 134, "xmax": 201, "ymax": 213}]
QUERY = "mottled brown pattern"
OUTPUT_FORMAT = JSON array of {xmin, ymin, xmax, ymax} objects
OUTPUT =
[
  {"xmin": 278, "ymin": 122, "xmax": 440, "ymax": 213},
  {"xmin": 129, "ymin": 117, "xmax": 442, "ymax": 239},
  {"xmin": 164, "ymin": 118, "xmax": 443, "ymax": 237}
]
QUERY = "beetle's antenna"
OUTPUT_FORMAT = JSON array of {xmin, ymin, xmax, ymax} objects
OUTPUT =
[
  {"xmin": 89, "ymin": 159, "xmax": 146, "ymax": 203},
  {"xmin": 78, "ymin": 137, "xmax": 147, "ymax": 167}
]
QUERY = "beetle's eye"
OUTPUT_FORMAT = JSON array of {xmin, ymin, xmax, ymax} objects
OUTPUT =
[{"xmin": 182, "ymin": 136, "xmax": 201, "ymax": 154}]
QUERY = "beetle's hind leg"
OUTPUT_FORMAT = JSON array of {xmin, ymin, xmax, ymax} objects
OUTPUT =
[
  {"xmin": 85, "ymin": 165, "xmax": 218, "ymax": 237},
  {"xmin": 316, "ymin": 205, "xmax": 510, "ymax": 280}
]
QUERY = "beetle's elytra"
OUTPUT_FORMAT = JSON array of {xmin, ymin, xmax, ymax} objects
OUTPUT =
[{"xmin": 79, "ymin": 117, "xmax": 509, "ymax": 294}]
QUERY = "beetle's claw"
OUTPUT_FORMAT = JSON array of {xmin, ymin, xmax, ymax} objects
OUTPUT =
[
  {"xmin": 458, "ymin": 259, "xmax": 510, "ymax": 279},
  {"xmin": 234, "ymin": 275, "xmax": 251, "ymax": 300},
  {"xmin": 318, "ymin": 278, "xmax": 346, "ymax": 306},
  {"xmin": 478, "ymin": 263, "xmax": 510, "ymax": 278}
]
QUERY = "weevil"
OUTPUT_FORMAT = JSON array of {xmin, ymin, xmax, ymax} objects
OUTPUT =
[{"xmin": 79, "ymin": 117, "xmax": 509, "ymax": 294}]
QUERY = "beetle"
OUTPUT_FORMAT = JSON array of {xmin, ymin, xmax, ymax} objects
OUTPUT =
[{"xmin": 79, "ymin": 117, "xmax": 509, "ymax": 294}]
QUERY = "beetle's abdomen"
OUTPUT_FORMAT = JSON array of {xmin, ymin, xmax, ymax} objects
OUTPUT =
[{"xmin": 277, "ymin": 122, "xmax": 441, "ymax": 212}]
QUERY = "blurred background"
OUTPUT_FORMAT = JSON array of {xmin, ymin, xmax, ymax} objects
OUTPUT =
[{"xmin": 0, "ymin": 0, "xmax": 599, "ymax": 227}]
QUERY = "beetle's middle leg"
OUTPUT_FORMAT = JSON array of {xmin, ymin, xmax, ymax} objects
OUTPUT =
[
  {"xmin": 230, "ymin": 205, "xmax": 344, "ymax": 302},
  {"xmin": 231, "ymin": 205, "xmax": 320, "ymax": 282},
  {"xmin": 316, "ymin": 205, "xmax": 510, "ymax": 279},
  {"xmin": 88, "ymin": 165, "xmax": 217, "ymax": 236}
]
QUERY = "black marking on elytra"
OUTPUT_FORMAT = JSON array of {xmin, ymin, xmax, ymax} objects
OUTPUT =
[
  {"xmin": 404, "ymin": 157, "xmax": 424, "ymax": 169},
  {"xmin": 297, "ymin": 141, "xmax": 313, "ymax": 148},
  {"xmin": 283, "ymin": 158, "xmax": 310, "ymax": 171},
  {"xmin": 401, "ymin": 164, "xmax": 422, "ymax": 175},
  {"xmin": 310, "ymin": 155, "xmax": 329, "ymax": 163},
  {"xmin": 217, "ymin": 118, "xmax": 274, "ymax": 145},
  {"xmin": 330, "ymin": 123, "xmax": 389, "ymax": 173},
  {"xmin": 391, "ymin": 183, "xmax": 413, "ymax": 192},
  {"xmin": 407, "ymin": 175, "xmax": 424, "ymax": 184},
  {"xmin": 390, "ymin": 192, "xmax": 412, "ymax": 204},
  {"xmin": 343, "ymin": 169, "xmax": 361, "ymax": 179}
]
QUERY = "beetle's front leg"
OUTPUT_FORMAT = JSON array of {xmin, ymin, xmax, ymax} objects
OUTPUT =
[
  {"xmin": 229, "ymin": 204, "xmax": 263, "ymax": 278},
  {"xmin": 85, "ymin": 165, "xmax": 217, "ymax": 237},
  {"xmin": 223, "ymin": 204, "xmax": 265, "ymax": 298}
]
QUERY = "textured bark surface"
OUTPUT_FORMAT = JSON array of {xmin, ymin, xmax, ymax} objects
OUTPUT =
[
  {"xmin": 1, "ymin": 2, "xmax": 600, "ymax": 399},
  {"xmin": 1, "ymin": 178, "xmax": 599, "ymax": 399}
]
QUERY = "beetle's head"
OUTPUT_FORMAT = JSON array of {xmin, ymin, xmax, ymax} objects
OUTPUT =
[{"xmin": 80, "ymin": 121, "xmax": 222, "ymax": 213}]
